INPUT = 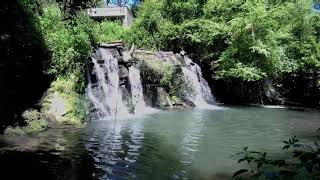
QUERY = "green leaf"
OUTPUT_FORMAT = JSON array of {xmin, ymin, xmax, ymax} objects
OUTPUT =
[
  {"xmin": 243, "ymin": 147, "xmax": 248, "ymax": 151},
  {"xmin": 238, "ymin": 158, "xmax": 246, "ymax": 163},
  {"xmin": 233, "ymin": 169, "xmax": 248, "ymax": 177},
  {"xmin": 282, "ymin": 145, "xmax": 290, "ymax": 150}
]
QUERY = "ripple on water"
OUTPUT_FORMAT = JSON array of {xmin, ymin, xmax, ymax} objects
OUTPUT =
[{"xmin": 2, "ymin": 107, "xmax": 318, "ymax": 179}]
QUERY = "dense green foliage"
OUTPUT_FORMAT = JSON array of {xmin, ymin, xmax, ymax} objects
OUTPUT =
[
  {"xmin": 38, "ymin": 3, "xmax": 95, "ymax": 125},
  {"xmin": 127, "ymin": 0, "xmax": 320, "ymax": 80},
  {"xmin": 40, "ymin": 3, "xmax": 94, "ymax": 93},
  {"xmin": 0, "ymin": 0, "xmax": 99, "ymax": 132},
  {"xmin": 4, "ymin": 109, "xmax": 48, "ymax": 135},
  {"xmin": 54, "ymin": 0, "xmax": 103, "ymax": 16},
  {"xmin": 93, "ymin": 21, "xmax": 125, "ymax": 43},
  {"xmin": 4, "ymin": 0, "xmax": 320, "ymax": 132},
  {"xmin": 118, "ymin": 0, "xmax": 320, "ymax": 105}
]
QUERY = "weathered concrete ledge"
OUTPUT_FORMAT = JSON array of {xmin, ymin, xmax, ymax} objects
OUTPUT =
[
  {"xmin": 88, "ymin": 7, "xmax": 133, "ymax": 26},
  {"xmin": 99, "ymin": 42, "xmax": 124, "ymax": 48}
]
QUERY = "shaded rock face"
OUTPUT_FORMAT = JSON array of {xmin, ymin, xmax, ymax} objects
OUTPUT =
[
  {"xmin": 142, "ymin": 85, "xmax": 190, "ymax": 110},
  {"xmin": 143, "ymin": 84, "xmax": 159, "ymax": 107},
  {"xmin": 0, "ymin": 1, "xmax": 51, "ymax": 131},
  {"xmin": 133, "ymin": 50, "xmax": 214, "ymax": 109},
  {"xmin": 156, "ymin": 87, "xmax": 172, "ymax": 108},
  {"xmin": 264, "ymin": 80, "xmax": 284, "ymax": 105}
]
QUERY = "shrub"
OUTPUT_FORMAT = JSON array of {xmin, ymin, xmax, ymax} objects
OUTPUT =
[
  {"xmin": 4, "ymin": 127, "xmax": 25, "ymax": 136},
  {"xmin": 22, "ymin": 109, "xmax": 48, "ymax": 134},
  {"xmin": 45, "ymin": 76, "xmax": 89, "ymax": 125},
  {"xmin": 128, "ymin": 0, "xmax": 320, "ymax": 91},
  {"xmin": 40, "ymin": 3, "xmax": 93, "ymax": 93},
  {"xmin": 93, "ymin": 21, "xmax": 125, "ymax": 43},
  {"xmin": 233, "ymin": 136, "xmax": 320, "ymax": 179},
  {"xmin": 4, "ymin": 109, "xmax": 48, "ymax": 135},
  {"xmin": 136, "ymin": 53, "xmax": 188, "ymax": 98},
  {"xmin": 37, "ymin": 3, "xmax": 93, "ymax": 125}
]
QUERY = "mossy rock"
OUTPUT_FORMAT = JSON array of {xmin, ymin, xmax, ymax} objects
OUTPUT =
[
  {"xmin": 4, "ymin": 109, "xmax": 48, "ymax": 135},
  {"xmin": 4, "ymin": 127, "xmax": 25, "ymax": 136},
  {"xmin": 41, "ymin": 83, "xmax": 89, "ymax": 127},
  {"xmin": 24, "ymin": 117, "xmax": 48, "ymax": 134}
]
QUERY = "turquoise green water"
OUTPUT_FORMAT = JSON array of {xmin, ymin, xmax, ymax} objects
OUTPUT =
[
  {"xmin": 82, "ymin": 106, "xmax": 320, "ymax": 179},
  {"xmin": 1, "ymin": 106, "xmax": 320, "ymax": 180}
]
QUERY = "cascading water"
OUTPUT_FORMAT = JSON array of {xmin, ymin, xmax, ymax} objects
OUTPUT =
[
  {"xmin": 88, "ymin": 47, "xmax": 217, "ymax": 116},
  {"xmin": 87, "ymin": 48, "xmax": 129, "ymax": 118},
  {"xmin": 182, "ymin": 57, "xmax": 215, "ymax": 108},
  {"xmin": 128, "ymin": 65, "xmax": 147, "ymax": 114}
]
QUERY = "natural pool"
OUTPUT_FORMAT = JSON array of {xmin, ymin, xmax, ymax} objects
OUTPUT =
[{"xmin": 1, "ymin": 106, "xmax": 320, "ymax": 180}]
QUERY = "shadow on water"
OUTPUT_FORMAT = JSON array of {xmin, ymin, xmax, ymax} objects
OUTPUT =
[
  {"xmin": 0, "ymin": 0, "xmax": 51, "ymax": 131},
  {"xmin": 0, "ymin": 122, "xmax": 188, "ymax": 180},
  {"xmin": 0, "ymin": 150, "xmax": 73, "ymax": 180},
  {"xmin": 0, "ymin": 128, "xmax": 96, "ymax": 180}
]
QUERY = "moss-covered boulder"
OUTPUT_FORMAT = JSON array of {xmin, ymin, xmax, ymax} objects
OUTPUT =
[
  {"xmin": 132, "ymin": 50, "xmax": 193, "ymax": 109},
  {"xmin": 4, "ymin": 109, "xmax": 48, "ymax": 135}
]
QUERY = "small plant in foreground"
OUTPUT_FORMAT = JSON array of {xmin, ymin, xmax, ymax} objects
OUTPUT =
[{"xmin": 233, "ymin": 136, "xmax": 320, "ymax": 179}]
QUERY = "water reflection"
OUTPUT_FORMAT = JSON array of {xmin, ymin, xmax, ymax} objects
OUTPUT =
[
  {"xmin": 1, "ymin": 107, "xmax": 320, "ymax": 180},
  {"xmin": 82, "ymin": 115, "xmax": 217, "ymax": 180}
]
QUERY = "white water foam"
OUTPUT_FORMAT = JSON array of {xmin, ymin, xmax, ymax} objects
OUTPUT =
[{"xmin": 181, "ymin": 57, "xmax": 221, "ymax": 110}]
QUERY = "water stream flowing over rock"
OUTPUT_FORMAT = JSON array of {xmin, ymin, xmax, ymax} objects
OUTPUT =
[
  {"xmin": 87, "ymin": 45, "xmax": 217, "ymax": 118},
  {"xmin": 128, "ymin": 65, "xmax": 147, "ymax": 114},
  {"xmin": 181, "ymin": 56, "xmax": 215, "ymax": 108},
  {"xmin": 87, "ymin": 47, "xmax": 129, "ymax": 118}
]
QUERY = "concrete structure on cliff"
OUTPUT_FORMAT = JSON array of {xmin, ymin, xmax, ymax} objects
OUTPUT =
[{"xmin": 88, "ymin": 6, "xmax": 133, "ymax": 26}]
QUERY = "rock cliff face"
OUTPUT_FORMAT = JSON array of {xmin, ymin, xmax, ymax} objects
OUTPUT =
[
  {"xmin": 132, "ymin": 50, "xmax": 194, "ymax": 109},
  {"xmin": 87, "ymin": 43, "xmax": 215, "ymax": 118},
  {"xmin": 0, "ymin": 1, "xmax": 51, "ymax": 131}
]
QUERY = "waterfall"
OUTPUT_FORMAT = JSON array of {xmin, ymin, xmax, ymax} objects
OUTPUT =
[
  {"xmin": 87, "ymin": 48, "xmax": 129, "ymax": 119},
  {"xmin": 87, "ymin": 47, "xmax": 217, "ymax": 116},
  {"xmin": 182, "ymin": 57, "xmax": 215, "ymax": 108},
  {"xmin": 128, "ymin": 66, "xmax": 146, "ymax": 113}
]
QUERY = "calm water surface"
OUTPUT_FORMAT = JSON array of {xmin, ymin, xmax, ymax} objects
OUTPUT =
[{"xmin": 1, "ymin": 106, "xmax": 320, "ymax": 180}]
